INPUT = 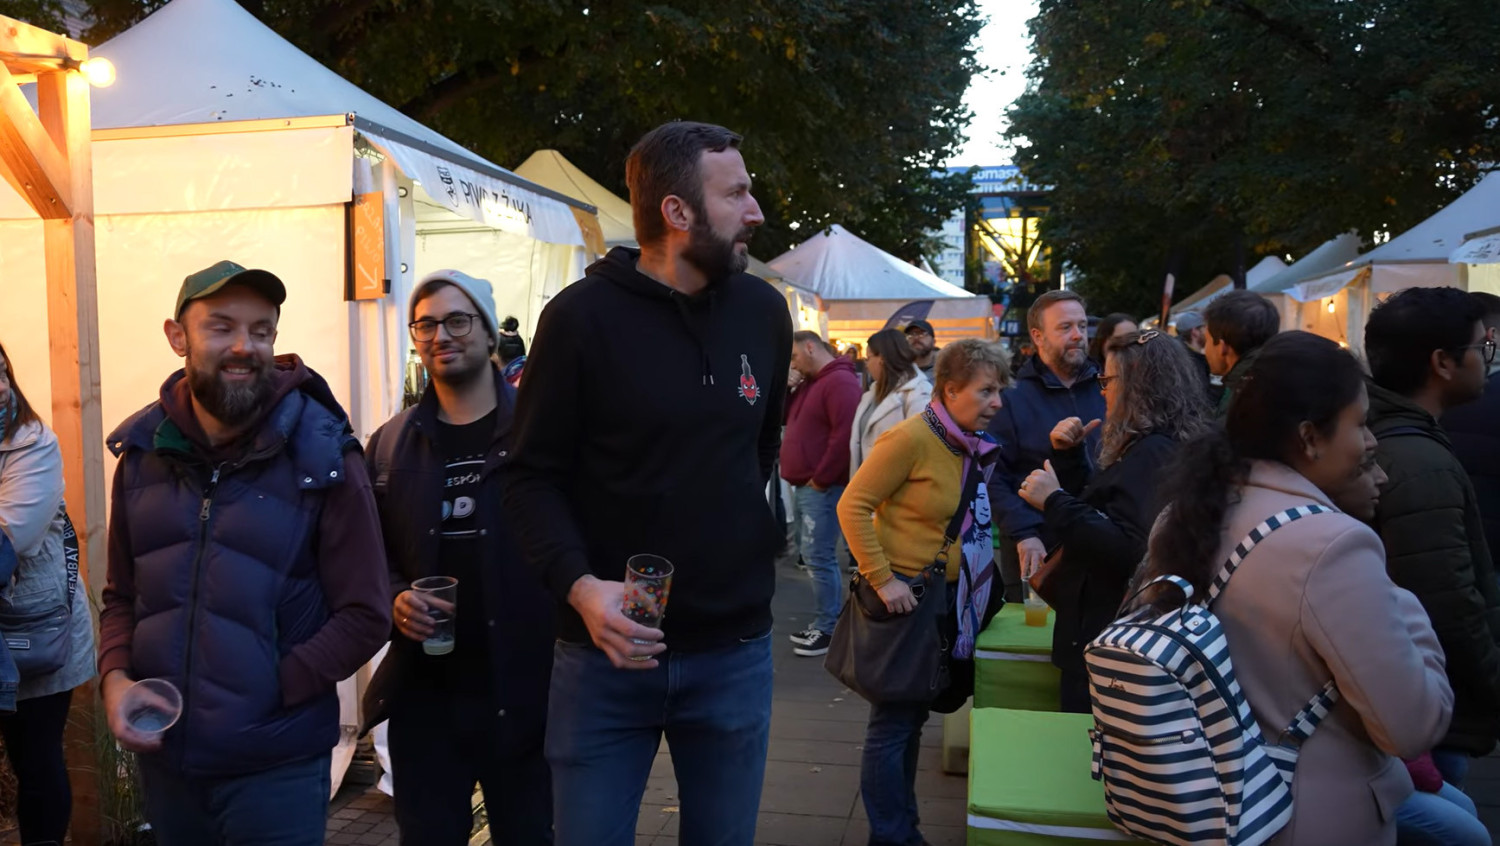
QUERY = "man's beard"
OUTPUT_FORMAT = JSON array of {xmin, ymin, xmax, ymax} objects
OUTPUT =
[
  {"xmin": 682, "ymin": 217, "xmax": 751, "ymax": 282},
  {"xmin": 1046, "ymin": 342, "xmax": 1089, "ymax": 377},
  {"xmin": 185, "ymin": 346, "xmax": 275, "ymax": 429},
  {"xmin": 428, "ymin": 343, "xmax": 490, "ymax": 388}
]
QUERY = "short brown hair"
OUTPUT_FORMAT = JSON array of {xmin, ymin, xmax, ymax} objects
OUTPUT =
[
  {"xmin": 793, "ymin": 330, "xmax": 835, "ymax": 356},
  {"xmin": 626, "ymin": 121, "xmax": 744, "ymax": 248},
  {"xmin": 933, "ymin": 339, "xmax": 1012, "ymax": 398},
  {"xmin": 0, "ymin": 341, "xmax": 39, "ymax": 442},
  {"xmin": 1204, "ymin": 290, "xmax": 1279, "ymax": 357},
  {"xmin": 1027, "ymin": 290, "xmax": 1087, "ymax": 333}
]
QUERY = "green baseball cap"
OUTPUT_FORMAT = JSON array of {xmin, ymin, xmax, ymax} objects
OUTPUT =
[{"xmin": 175, "ymin": 260, "xmax": 286, "ymax": 319}]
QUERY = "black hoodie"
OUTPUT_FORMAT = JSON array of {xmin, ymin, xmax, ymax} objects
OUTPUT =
[{"xmin": 501, "ymin": 247, "xmax": 793, "ymax": 649}]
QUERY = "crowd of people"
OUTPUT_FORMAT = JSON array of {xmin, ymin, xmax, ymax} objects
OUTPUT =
[{"xmin": 0, "ymin": 116, "xmax": 1497, "ymax": 846}]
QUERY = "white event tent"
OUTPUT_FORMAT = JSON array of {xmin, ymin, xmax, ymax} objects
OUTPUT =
[
  {"xmin": 0, "ymin": 0, "xmax": 597, "ymax": 448},
  {"xmin": 513, "ymin": 148, "xmax": 829, "ymax": 336},
  {"xmin": 767, "ymin": 224, "xmax": 995, "ymax": 346},
  {"xmin": 1168, "ymin": 256, "xmax": 1287, "ymax": 318},
  {"xmin": 1249, "ymin": 233, "xmax": 1364, "ymax": 341},
  {"xmin": 1284, "ymin": 173, "xmax": 1500, "ymax": 349}
]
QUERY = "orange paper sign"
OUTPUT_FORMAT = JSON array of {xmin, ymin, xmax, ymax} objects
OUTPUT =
[{"xmin": 348, "ymin": 192, "xmax": 386, "ymax": 301}]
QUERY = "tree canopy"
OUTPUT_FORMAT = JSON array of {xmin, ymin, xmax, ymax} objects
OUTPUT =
[
  {"xmin": 3, "ymin": 0, "xmax": 984, "ymax": 264},
  {"xmin": 1007, "ymin": 0, "xmax": 1500, "ymax": 316}
]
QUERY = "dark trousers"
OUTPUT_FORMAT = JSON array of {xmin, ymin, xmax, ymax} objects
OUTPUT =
[
  {"xmin": 1059, "ymin": 666, "xmax": 1091, "ymax": 714},
  {"xmin": 389, "ymin": 691, "xmax": 552, "ymax": 846},
  {"xmin": 140, "ymin": 751, "xmax": 331, "ymax": 846},
  {"xmin": 0, "ymin": 688, "xmax": 73, "ymax": 846}
]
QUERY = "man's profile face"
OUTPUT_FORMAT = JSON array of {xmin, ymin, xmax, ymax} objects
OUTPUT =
[
  {"xmin": 1204, "ymin": 327, "xmax": 1229, "ymax": 376},
  {"xmin": 681, "ymin": 148, "xmax": 765, "ymax": 281},
  {"xmin": 169, "ymin": 285, "xmax": 279, "ymax": 427}
]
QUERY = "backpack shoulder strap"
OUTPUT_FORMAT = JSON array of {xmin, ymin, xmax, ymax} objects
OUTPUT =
[
  {"xmin": 371, "ymin": 407, "xmax": 415, "ymax": 490},
  {"xmin": 1207, "ymin": 504, "xmax": 1331, "ymax": 605}
]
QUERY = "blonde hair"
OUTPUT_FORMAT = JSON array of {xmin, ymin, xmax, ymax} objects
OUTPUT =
[{"xmin": 933, "ymin": 340, "xmax": 1012, "ymax": 398}]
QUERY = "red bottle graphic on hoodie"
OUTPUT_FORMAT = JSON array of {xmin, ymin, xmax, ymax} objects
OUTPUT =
[{"xmin": 737, "ymin": 355, "xmax": 760, "ymax": 406}]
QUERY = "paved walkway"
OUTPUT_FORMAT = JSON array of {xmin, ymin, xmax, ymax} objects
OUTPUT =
[{"xmin": 326, "ymin": 556, "xmax": 1500, "ymax": 846}]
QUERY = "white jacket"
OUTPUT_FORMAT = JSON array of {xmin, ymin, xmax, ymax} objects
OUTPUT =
[{"xmin": 849, "ymin": 374, "xmax": 933, "ymax": 474}]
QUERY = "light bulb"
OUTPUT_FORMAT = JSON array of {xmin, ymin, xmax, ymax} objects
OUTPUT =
[
  {"xmin": 1326, "ymin": 300, "xmax": 1336, "ymax": 314},
  {"xmin": 80, "ymin": 57, "xmax": 116, "ymax": 88}
]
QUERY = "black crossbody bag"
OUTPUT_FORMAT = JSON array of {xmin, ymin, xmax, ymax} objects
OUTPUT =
[{"xmin": 824, "ymin": 465, "xmax": 981, "ymax": 705}]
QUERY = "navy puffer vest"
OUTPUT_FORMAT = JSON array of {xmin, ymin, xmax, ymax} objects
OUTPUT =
[{"xmin": 109, "ymin": 383, "xmax": 355, "ymax": 777}]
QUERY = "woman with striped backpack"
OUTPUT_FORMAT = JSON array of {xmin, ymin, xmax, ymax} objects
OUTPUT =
[{"xmin": 1087, "ymin": 332, "xmax": 1454, "ymax": 845}]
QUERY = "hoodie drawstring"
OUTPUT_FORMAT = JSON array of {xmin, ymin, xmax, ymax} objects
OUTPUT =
[{"xmin": 672, "ymin": 290, "xmax": 717, "ymax": 386}]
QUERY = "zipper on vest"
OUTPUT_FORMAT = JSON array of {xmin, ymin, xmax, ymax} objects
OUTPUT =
[{"xmin": 178, "ymin": 462, "xmax": 224, "ymax": 770}]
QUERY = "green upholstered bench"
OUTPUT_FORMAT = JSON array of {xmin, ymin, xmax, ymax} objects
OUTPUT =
[
  {"xmin": 968, "ymin": 709, "xmax": 1145, "ymax": 845},
  {"xmin": 974, "ymin": 604, "xmax": 1061, "ymax": 712}
]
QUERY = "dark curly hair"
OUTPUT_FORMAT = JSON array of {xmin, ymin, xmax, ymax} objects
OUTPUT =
[
  {"xmin": 1098, "ymin": 330, "xmax": 1211, "ymax": 466},
  {"xmin": 1138, "ymin": 331, "xmax": 1365, "ymax": 604}
]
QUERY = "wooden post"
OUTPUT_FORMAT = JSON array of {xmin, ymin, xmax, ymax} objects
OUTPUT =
[{"xmin": 36, "ymin": 66, "xmax": 106, "ymax": 846}]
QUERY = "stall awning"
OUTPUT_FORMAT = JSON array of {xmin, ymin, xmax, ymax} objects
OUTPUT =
[
  {"xmin": 1286, "ymin": 266, "xmax": 1370, "ymax": 302},
  {"xmin": 1452, "ymin": 231, "xmax": 1500, "ymax": 265}
]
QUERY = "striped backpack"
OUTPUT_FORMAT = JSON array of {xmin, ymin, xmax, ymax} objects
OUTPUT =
[{"xmin": 1084, "ymin": 506, "xmax": 1339, "ymax": 846}]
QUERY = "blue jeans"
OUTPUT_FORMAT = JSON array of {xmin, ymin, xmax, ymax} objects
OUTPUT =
[
  {"xmin": 861, "ymin": 701, "xmax": 930, "ymax": 846},
  {"xmin": 795, "ymin": 485, "xmax": 846, "ymax": 633},
  {"xmin": 140, "ymin": 752, "xmax": 331, "ymax": 846},
  {"xmin": 545, "ymin": 633, "xmax": 774, "ymax": 846},
  {"xmin": 1396, "ymin": 782, "xmax": 1491, "ymax": 846}
]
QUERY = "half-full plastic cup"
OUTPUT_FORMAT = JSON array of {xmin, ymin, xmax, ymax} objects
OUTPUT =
[{"xmin": 121, "ymin": 678, "xmax": 183, "ymax": 738}]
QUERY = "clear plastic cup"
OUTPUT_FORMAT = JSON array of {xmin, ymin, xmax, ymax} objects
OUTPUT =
[
  {"xmin": 622, "ymin": 554, "xmax": 674, "ymax": 630},
  {"xmin": 1023, "ymin": 586, "xmax": 1050, "ymax": 628},
  {"xmin": 121, "ymin": 678, "xmax": 183, "ymax": 738},
  {"xmin": 413, "ymin": 576, "xmax": 458, "ymax": 656}
]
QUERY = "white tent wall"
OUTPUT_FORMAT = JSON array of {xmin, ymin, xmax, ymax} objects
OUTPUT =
[{"xmin": 826, "ymin": 297, "xmax": 996, "ymax": 347}]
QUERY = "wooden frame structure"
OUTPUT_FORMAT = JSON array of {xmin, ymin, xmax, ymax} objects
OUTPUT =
[{"xmin": 0, "ymin": 14, "xmax": 103, "ymax": 842}]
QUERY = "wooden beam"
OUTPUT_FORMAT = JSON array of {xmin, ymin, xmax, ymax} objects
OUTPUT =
[
  {"xmin": 0, "ymin": 61, "xmax": 70, "ymax": 217},
  {"xmin": 36, "ymin": 67, "xmax": 106, "ymax": 846},
  {"xmin": 0, "ymin": 14, "xmax": 86, "ymax": 64}
]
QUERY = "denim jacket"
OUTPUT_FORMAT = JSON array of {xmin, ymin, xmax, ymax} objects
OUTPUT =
[
  {"xmin": 0, "ymin": 532, "xmax": 18, "ymax": 712},
  {"xmin": 0, "ymin": 420, "xmax": 96, "ymax": 701}
]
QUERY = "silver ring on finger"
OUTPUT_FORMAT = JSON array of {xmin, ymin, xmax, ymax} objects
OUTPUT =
[{"xmin": 628, "ymin": 654, "xmax": 650, "ymax": 662}]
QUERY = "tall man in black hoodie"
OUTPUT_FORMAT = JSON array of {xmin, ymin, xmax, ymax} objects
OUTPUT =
[{"xmin": 502, "ymin": 122, "xmax": 792, "ymax": 846}]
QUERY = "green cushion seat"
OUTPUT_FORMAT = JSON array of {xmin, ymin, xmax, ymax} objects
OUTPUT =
[
  {"xmin": 974, "ymin": 604, "xmax": 1061, "ymax": 711},
  {"xmin": 968, "ymin": 709, "xmax": 1147, "ymax": 845}
]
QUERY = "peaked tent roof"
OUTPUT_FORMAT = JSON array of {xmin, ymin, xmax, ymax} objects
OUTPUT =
[
  {"xmin": 1250, "ymin": 233, "xmax": 1364, "ymax": 294},
  {"xmin": 87, "ymin": 0, "xmax": 587, "ymax": 244},
  {"xmin": 1170, "ymin": 256, "xmax": 1287, "ymax": 315},
  {"xmin": 767, "ymin": 224, "xmax": 973, "ymax": 300},
  {"xmin": 514, "ymin": 150, "xmax": 635, "ymax": 246},
  {"xmin": 1289, "ymin": 173, "xmax": 1500, "ymax": 300}
]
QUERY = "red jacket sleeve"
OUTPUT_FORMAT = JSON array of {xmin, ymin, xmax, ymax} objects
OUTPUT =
[{"xmin": 812, "ymin": 372, "xmax": 863, "ymax": 489}]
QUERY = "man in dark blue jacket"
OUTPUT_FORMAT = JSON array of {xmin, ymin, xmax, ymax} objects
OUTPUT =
[
  {"xmin": 99, "ymin": 261, "xmax": 391, "ymax": 845},
  {"xmin": 986, "ymin": 290, "xmax": 1105, "ymax": 601},
  {"xmin": 362, "ymin": 269, "xmax": 554, "ymax": 844}
]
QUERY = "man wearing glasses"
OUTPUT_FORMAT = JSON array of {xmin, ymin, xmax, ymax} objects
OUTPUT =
[
  {"xmin": 1365, "ymin": 286, "xmax": 1500, "ymax": 792},
  {"xmin": 361, "ymin": 269, "xmax": 555, "ymax": 844}
]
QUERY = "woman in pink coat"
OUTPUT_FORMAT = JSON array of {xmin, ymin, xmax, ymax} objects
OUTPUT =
[{"xmin": 1134, "ymin": 331, "xmax": 1454, "ymax": 845}]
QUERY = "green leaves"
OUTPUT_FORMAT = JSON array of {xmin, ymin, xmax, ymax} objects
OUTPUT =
[{"xmin": 1008, "ymin": 0, "xmax": 1500, "ymax": 315}]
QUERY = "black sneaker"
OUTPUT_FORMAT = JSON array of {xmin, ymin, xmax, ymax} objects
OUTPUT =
[
  {"xmin": 788, "ymin": 628, "xmax": 821, "ymax": 647},
  {"xmin": 792, "ymin": 630, "xmax": 832, "ymax": 657}
]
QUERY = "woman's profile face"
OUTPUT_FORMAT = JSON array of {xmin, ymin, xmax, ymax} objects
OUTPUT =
[
  {"xmin": 1301, "ymin": 386, "xmax": 1377, "ymax": 503},
  {"xmin": 866, "ymin": 350, "xmax": 884, "ymax": 383}
]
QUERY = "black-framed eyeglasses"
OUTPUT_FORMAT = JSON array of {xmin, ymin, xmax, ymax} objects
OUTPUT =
[
  {"xmin": 1453, "ymin": 338, "xmax": 1497, "ymax": 365},
  {"xmin": 409, "ymin": 312, "xmax": 481, "ymax": 342}
]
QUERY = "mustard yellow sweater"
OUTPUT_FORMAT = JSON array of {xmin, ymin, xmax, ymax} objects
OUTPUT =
[{"xmin": 836, "ymin": 414, "xmax": 965, "ymax": 586}]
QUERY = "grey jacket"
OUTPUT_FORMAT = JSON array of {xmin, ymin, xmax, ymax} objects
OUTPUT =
[
  {"xmin": 1215, "ymin": 462, "xmax": 1452, "ymax": 845},
  {"xmin": 0, "ymin": 420, "xmax": 95, "ymax": 700}
]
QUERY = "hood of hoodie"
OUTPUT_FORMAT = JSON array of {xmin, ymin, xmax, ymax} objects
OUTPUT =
[
  {"xmin": 112, "ymin": 354, "xmax": 349, "ymax": 458},
  {"xmin": 1016, "ymin": 352, "xmax": 1098, "ymax": 389},
  {"xmin": 1366, "ymin": 377, "xmax": 1452, "ymax": 447},
  {"xmin": 811, "ymin": 356, "xmax": 857, "ymax": 382},
  {"xmin": 590, "ymin": 246, "xmax": 725, "ymax": 385}
]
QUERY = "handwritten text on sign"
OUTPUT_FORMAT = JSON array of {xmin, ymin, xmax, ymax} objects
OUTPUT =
[{"xmin": 348, "ymin": 192, "xmax": 386, "ymax": 301}]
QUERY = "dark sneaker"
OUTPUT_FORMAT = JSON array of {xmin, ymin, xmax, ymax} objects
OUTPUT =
[
  {"xmin": 788, "ymin": 628, "xmax": 821, "ymax": 647},
  {"xmin": 792, "ymin": 630, "xmax": 832, "ymax": 657}
]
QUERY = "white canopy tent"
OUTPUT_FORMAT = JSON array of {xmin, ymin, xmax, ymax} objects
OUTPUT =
[
  {"xmin": 1282, "ymin": 174, "xmax": 1500, "ymax": 350},
  {"xmin": 1168, "ymin": 256, "xmax": 1287, "ymax": 318},
  {"xmin": 0, "ymin": 0, "xmax": 595, "ymax": 447},
  {"xmin": 0, "ymin": 0, "xmax": 598, "ymax": 795},
  {"xmin": 514, "ymin": 148, "xmax": 829, "ymax": 336},
  {"xmin": 767, "ymin": 224, "xmax": 994, "ymax": 346},
  {"xmin": 1249, "ymin": 233, "xmax": 1365, "ymax": 339},
  {"xmin": 1452, "ymin": 225, "xmax": 1500, "ymax": 298}
]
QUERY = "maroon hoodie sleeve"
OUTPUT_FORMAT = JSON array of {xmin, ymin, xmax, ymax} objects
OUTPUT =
[
  {"xmin": 812, "ymin": 370, "xmax": 863, "ymax": 489},
  {"xmin": 278, "ymin": 454, "xmax": 393, "ymax": 708},
  {"xmin": 98, "ymin": 462, "xmax": 138, "ymax": 680}
]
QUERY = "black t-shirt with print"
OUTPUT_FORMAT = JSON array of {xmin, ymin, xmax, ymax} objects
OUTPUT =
[{"xmin": 420, "ymin": 408, "xmax": 495, "ymax": 694}]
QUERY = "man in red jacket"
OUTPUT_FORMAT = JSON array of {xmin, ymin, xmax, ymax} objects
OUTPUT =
[{"xmin": 780, "ymin": 331, "xmax": 862, "ymax": 656}]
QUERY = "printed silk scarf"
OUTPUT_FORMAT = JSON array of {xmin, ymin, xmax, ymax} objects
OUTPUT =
[
  {"xmin": 922, "ymin": 399, "xmax": 998, "ymax": 660},
  {"xmin": 0, "ymin": 393, "xmax": 14, "ymax": 445}
]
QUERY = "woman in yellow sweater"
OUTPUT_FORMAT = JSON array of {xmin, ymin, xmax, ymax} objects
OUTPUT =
[{"xmin": 837, "ymin": 339, "xmax": 1011, "ymax": 846}]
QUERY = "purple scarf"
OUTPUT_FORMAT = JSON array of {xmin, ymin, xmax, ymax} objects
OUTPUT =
[{"xmin": 922, "ymin": 400, "xmax": 997, "ymax": 660}]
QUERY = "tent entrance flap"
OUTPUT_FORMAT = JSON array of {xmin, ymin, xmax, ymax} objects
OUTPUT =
[{"xmin": 360, "ymin": 122, "xmax": 585, "ymax": 247}]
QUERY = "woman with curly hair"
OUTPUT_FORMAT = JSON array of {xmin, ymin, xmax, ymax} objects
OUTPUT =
[{"xmin": 1018, "ymin": 329, "xmax": 1210, "ymax": 712}]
